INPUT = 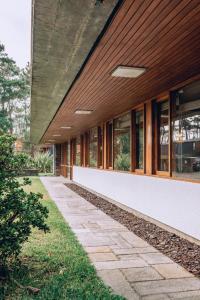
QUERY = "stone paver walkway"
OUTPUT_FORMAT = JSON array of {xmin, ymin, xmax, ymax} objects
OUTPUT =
[{"xmin": 41, "ymin": 177, "xmax": 200, "ymax": 300}]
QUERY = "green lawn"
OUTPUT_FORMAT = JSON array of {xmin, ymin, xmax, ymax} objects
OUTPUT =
[{"xmin": 1, "ymin": 177, "xmax": 124, "ymax": 300}]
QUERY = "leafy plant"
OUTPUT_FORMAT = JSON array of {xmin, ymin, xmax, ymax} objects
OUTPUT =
[
  {"xmin": 33, "ymin": 151, "xmax": 53, "ymax": 173},
  {"xmin": 0, "ymin": 134, "xmax": 49, "ymax": 269}
]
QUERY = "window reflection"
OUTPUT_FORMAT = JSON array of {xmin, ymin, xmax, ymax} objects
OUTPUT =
[
  {"xmin": 172, "ymin": 81, "xmax": 200, "ymax": 180},
  {"xmin": 89, "ymin": 127, "xmax": 98, "ymax": 167},
  {"xmin": 98, "ymin": 126, "xmax": 103, "ymax": 167},
  {"xmin": 75, "ymin": 136, "xmax": 81, "ymax": 166},
  {"xmin": 157, "ymin": 100, "xmax": 169, "ymax": 171},
  {"xmin": 114, "ymin": 113, "xmax": 131, "ymax": 171},
  {"xmin": 66, "ymin": 142, "xmax": 70, "ymax": 178},
  {"xmin": 136, "ymin": 110, "xmax": 144, "ymax": 169},
  {"xmin": 107, "ymin": 121, "xmax": 113, "ymax": 168}
]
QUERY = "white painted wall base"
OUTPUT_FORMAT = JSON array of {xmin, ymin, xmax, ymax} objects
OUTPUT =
[{"xmin": 73, "ymin": 166, "xmax": 200, "ymax": 241}]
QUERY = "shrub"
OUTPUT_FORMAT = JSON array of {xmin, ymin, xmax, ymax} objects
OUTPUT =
[
  {"xmin": 115, "ymin": 153, "xmax": 130, "ymax": 171},
  {"xmin": 33, "ymin": 151, "xmax": 53, "ymax": 173},
  {"xmin": 0, "ymin": 134, "xmax": 49, "ymax": 269}
]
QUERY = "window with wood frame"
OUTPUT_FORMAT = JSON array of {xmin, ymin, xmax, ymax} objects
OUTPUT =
[
  {"xmin": 135, "ymin": 109, "xmax": 144, "ymax": 170},
  {"xmin": 155, "ymin": 99, "xmax": 170, "ymax": 173},
  {"xmin": 106, "ymin": 121, "xmax": 113, "ymax": 168},
  {"xmin": 89, "ymin": 127, "xmax": 98, "ymax": 167},
  {"xmin": 114, "ymin": 112, "xmax": 131, "ymax": 171},
  {"xmin": 80, "ymin": 135, "xmax": 84, "ymax": 166},
  {"xmin": 74, "ymin": 136, "xmax": 81, "ymax": 166},
  {"xmin": 172, "ymin": 80, "xmax": 200, "ymax": 181},
  {"xmin": 98, "ymin": 126, "xmax": 103, "ymax": 168},
  {"xmin": 66, "ymin": 141, "xmax": 70, "ymax": 178}
]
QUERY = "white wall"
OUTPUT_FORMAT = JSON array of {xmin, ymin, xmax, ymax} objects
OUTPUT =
[{"xmin": 73, "ymin": 166, "xmax": 200, "ymax": 241}]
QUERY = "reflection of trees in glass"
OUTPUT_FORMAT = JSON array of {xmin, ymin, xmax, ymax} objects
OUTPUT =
[
  {"xmin": 75, "ymin": 137, "xmax": 81, "ymax": 166},
  {"xmin": 89, "ymin": 128, "xmax": 98, "ymax": 167},
  {"xmin": 172, "ymin": 87, "xmax": 200, "ymax": 178},
  {"xmin": 114, "ymin": 113, "xmax": 131, "ymax": 171},
  {"xmin": 115, "ymin": 134, "xmax": 130, "ymax": 171},
  {"xmin": 136, "ymin": 110, "xmax": 144, "ymax": 169}
]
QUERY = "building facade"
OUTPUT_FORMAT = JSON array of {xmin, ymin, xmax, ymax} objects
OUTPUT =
[{"xmin": 31, "ymin": 0, "xmax": 200, "ymax": 242}]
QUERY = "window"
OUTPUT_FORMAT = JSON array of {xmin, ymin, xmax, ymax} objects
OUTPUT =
[
  {"xmin": 98, "ymin": 126, "xmax": 103, "ymax": 168},
  {"xmin": 114, "ymin": 112, "xmax": 131, "ymax": 171},
  {"xmin": 135, "ymin": 110, "xmax": 144, "ymax": 169},
  {"xmin": 66, "ymin": 142, "xmax": 70, "ymax": 178},
  {"xmin": 172, "ymin": 81, "xmax": 200, "ymax": 181},
  {"xmin": 156, "ymin": 100, "xmax": 169, "ymax": 172},
  {"xmin": 106, "ymin": 121, "xmax": 113, "ymax": 168},
  {"xmin": 75, "ymin": 136, "xmax": 81, "ymax": 166},
  {"xmin": 89, "ymin": 127, "xmax": 98, "ymax": 167},
  {"xmin": 80, "ymin": 135, "xmax": 84, "ymax": 166}
]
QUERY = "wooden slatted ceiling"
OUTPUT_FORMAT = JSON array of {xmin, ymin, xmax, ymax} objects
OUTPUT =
[{"xmin": 42, "ymin": 0, "xmax": 200, "ymax": 144}]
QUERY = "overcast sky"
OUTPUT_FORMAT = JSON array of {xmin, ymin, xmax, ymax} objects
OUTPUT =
[{"xmin": 0, "ymin": 0, "xmax": 31, "ymax": 68}]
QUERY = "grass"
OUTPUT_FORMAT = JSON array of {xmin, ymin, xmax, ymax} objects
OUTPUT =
[{"xmin": 1, "ymin": 177, "xmax": 124, "ymax": 300}]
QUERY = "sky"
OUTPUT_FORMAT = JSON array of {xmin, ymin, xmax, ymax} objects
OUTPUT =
[{"xmin": 0, "ymin": 0, "xmax": 31, "ymax": 68}]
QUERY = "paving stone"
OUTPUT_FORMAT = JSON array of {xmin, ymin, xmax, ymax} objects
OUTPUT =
[
  {"xmin": 133, "ymin": 278, "xmax": 200, "ymax": 296},
  {"xmin": 78, "ymin": 236, "xmax": 115, "ymax": 247},
  {"xmin": 142, "ymin": 294, "xmax": 170, "ymax": 300},
  {"xmin": 139, "ymin": 252, "xmax": 173, "ymax": 265},
  {"xmin": 120, "ymin": 231, "xmax": 149, "ymax": 247},
  {"xmin": 85, "ymin": 246, "xmax": 111, "ymax": 253},
  {"xmin": 94, "ymin": 258, "xmax": 148, "ymax": 270},
  {"xmin": 153, "ymin": 263, "xmax": 193, "ymax": 279},
  {"xmin": 89, "ymin": 252, "xmax": 118, "ymax": 262},
  {"xmin": 168, "ymin": 290, "xmax": 200, "ymax": 299},
  {"xmin": 110, "ymin": 235, "xmax": 133, "ymax": 249},
  {"xmin": 97, "ymin": 269, "xmax": 140, "ymax": 300},
  {"xmin": 41, "ymin": 177, "xmax": 200, "ymax": 300},
  {"xmin": 112, "ymin": 247, "xmax": 158, "ymax": 255},
  {"xmin": 122, "ymin": 267, "xmax": 163, "ymax": 282}
]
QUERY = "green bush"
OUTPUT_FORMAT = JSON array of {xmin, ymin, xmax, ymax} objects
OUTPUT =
[
  {"xmin": 114, "ymin": 153, "xmax": 130, "ymax": 171},
  {"xmin": 0, "ymin": 134, "xmax": 49, "ymax": 268},
  {"xmin": 33, "ymin": 151, "xmax": 53, "ymax": 173}
]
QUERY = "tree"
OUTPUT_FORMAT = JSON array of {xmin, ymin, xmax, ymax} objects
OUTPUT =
[
  {"xmin": 0, "ymin": 134, "xmax": 49, "ymax": 270},
  {"xmin": 0, "ymin": 43, "xmax": 30, "ymax": 139}
]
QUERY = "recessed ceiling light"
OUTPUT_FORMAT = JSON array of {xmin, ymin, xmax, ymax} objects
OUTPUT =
[
  {"xmin": 111, "ymin": 66, "xmax": 146, "ymax": 78},
  {"xmin": 53, "ymin": 134, "xmax": 61, "ymax": 137},
  {"xmin": 48, "ymin": 139, "xmax": 55, "ymax": 142},
  {"xmin": 75, "ymin": 109, "xmax": 93, "ymax": 115},
  {"xmin": 60, "ymin": 126, "xmax": 72, "ymax": 129}
]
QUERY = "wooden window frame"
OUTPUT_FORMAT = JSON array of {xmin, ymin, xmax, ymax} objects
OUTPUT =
[
  {"xmin": 84, "ymin": 132, "xmax": 89, "ymax": 167},
  {"xmin": 80, "ymin": 134, "xmax": 84, "ymax": 166},
  {"xmin": 154, "ymin": 95, "xmax": 171, "ymax": 177},
  {"xmin": 88, "ymin": 127, "xmax": 98, "ymax": 168},
  {"xmin": 106, "ymin": 121, "xmax": 113, "ymax": 169},
  {"xmin": 132, "ymin": 105, "xmax": 146, "ymax": 174},
  {"xmin": 98, "ymin": 125, "xmax": 104, "ymax": 169}
]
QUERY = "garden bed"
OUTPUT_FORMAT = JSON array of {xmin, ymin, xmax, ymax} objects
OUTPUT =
[{"xmin": 65, "ymin": 183, "xmax": 200, "ymax": 277}]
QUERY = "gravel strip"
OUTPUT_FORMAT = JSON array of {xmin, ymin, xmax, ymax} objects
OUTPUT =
[{"xmin": 65, "ymin": 183, "xmax": 200, "ymax": 277}]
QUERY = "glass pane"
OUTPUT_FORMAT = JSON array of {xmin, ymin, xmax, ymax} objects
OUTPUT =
[
  {"xmin": 107, "ymin": 122, "xmax": 113, "ymax": 168},
  {"xmin": 89, "ymin": 127, "xmax": 98, "ymax": 167},
  {"xmin": 75, "ymin": 136, "xmax": 81, "ymax": 166},
  {"xmin": 158, "ymin": 100, "xmax": 169, "ymax": 171},
  {"xmin": 66, "ymin": 142, "xmax": 70, "ymax": 178},
  {"xmin": 136, "ymin": 110, "xmax": 144, "ymax": 169},
  {"xmin": 114, "ymin": 113, "xmax": 131, "ymax": 171},
  {"xmin": 172, "ymin": 81, "xmax": 200, "ymax": 180},
  {"xmin": 98, "ymin": 126, "xmax": 103, "ymax": 167}
]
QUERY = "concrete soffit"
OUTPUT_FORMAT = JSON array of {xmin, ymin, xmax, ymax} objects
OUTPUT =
[{"xmin": 31, "ymin": 0, "xmax": 119, "ymax": 144}]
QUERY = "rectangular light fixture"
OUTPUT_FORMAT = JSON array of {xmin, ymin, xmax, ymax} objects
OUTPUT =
[
  {"xmin": 53, "ymin": 134, "xmax": 61, "ymax": 137},
  {"xmin": 48, "ymin": 139, "xmax": 55, "ymax": 142},
  {"xmin": 60, "ymin": 126, "xmax": 72, "ymax": 129},
  {"xmin": 111, "ymin": 66, "xmax": 146, "ymax": 78},
  {"xmin": 75, "ymin": 109, "xmax": 93, "ymax": 115}
]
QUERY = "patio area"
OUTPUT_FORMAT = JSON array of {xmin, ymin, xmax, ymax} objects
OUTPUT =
[{"xmin": 41, "ymin": 176, "xmax": 200, "ymax": 300}]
